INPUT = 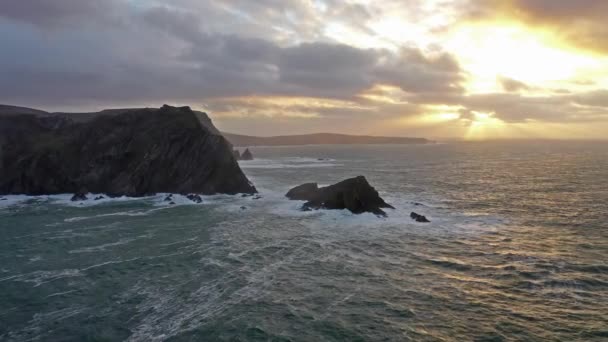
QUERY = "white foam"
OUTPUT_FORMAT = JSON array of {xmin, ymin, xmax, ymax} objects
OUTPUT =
[
  {"xmin": 53, "ymin": 193, "xmax": 152, "ymax": 207},
  {"xmin": 0, "ymin": 193, "xmax": 153, "ymax": 208},
  {"xmin": 64, "ymin": 207, "xmax": 170, "ymax": 222},
  {"xmin": 207, "ymin": 178, "xmax": 507, "ymax": 237},
  {"xmin": 0, "ymin": 269, "xmax": 83, "ymax": 287},
  {"xmin": 68, "ymin": 237, "xmax": 139, "ymax": 253}
]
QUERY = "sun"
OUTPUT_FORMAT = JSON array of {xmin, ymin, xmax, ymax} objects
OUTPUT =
[
  {"xmin": 444, "ymin": 23, "xmax": 603, "ymax": 94},
  {"xmin": 464, "ymin": 112, "xmax": 508, "ymax": 140}
]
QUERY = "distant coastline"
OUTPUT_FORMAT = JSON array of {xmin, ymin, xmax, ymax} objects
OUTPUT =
[{"xmin": 223, "ymin": 132, "xmax": 432, "ymax": 147}]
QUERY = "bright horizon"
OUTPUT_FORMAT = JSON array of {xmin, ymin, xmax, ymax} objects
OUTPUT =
[{"xmin": 1, "ymin": 1, "xmax": 608, "ymax": 140}]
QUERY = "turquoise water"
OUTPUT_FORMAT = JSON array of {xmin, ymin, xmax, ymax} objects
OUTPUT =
[{"xmin": 1, "ymin": 141, "xmax": 607, "ymax": 341}]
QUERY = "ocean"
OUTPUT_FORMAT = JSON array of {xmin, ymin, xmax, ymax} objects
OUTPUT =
[{"xmin": 1, "ymin": 141, "xmax": 607, "ymax": 341}]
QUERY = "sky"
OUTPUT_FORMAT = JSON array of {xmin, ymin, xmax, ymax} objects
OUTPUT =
[{"xmin": 1, "ymin": 0, "xmax": 608, "ymax": 139}]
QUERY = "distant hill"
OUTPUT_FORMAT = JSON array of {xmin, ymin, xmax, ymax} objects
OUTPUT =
[
  {"xmin": 0, "ymin": 104, "xmax": 49, "ymax": 116},
  {"xmin": 223, "ymin": 132, "xmax": 432, "ymax": 146}
]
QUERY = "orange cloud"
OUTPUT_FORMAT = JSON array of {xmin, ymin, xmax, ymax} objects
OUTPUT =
[{"xmin": 465, "ymin": 0, "xmax": 608, "ymax": 54}]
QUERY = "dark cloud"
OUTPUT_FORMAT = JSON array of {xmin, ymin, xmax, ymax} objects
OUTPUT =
[
  {"xmin": 498, "ymin": 77, "xmax": 530, "ymax": 92},
  {"xmin": 457, "ymin": 91, "xmax": 608, "ymax": 123},
  {"xmin": 0, "ymin": 2, "xmax": 465, "ymax": 107},
  {"xmin": 0, "ymin": 0, "xmax": 123, "ymax": 28},
  {"xmin": 278, "ymin": 43, "xmax": 377, "ymax": 97},
  {"xmin": 375, "ymin": 48, "xmax": 463, "ymax": 94}
]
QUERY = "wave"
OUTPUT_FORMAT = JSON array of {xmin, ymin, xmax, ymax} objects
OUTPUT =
[
  {"xmin": 68, "ymin": 237, "xmax": 140, "ymax": 253},
  {"xmin": 64, "ymin": 207, "xmax": 171, "ymax": 222},
  {"xmin": 1, "ymin": 161, "xmax": 507, "ymax": 237},
  {"xmin": 0, "ymin": 193, "xmax": 152, "ymax": 209}
]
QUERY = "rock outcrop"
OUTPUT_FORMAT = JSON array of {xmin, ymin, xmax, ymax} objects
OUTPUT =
[
  {"xmin": 233, "ymin": 149, "xmax": 242, "ymax": 160},
  {"xmin": 410, "ymin": 212, "xmax": 430, "ymax": 223},
  {"xmin": 286, "ymin": 183, "xmax": 319, "ymax": 201},
  {"xmin": 71, "ymin": 193, "xmax": 88, "ymax": 202},
  {"xmin": 187, "ymin": 194, "xmax": 203, "ymax": 203},
  {"xmin": 286, "ymin": 176, "xmax": 394, "ymax": 216},
  {"xmin": 0, "ymin": 105, "xmax": 257, "ymax": 196},
  {"xmin": 241, "ymin": 148, "xmax": 254, "ymax": 160}
]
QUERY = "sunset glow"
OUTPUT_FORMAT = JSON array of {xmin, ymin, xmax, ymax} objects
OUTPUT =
[{"xmin": 1, "ymin": 0, "xmax": 607, "ymax": 139}]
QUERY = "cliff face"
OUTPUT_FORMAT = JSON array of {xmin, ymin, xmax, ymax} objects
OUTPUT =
[{"xmin": 0, "ymin": 105, "xmax": 256, "ymax": 196}]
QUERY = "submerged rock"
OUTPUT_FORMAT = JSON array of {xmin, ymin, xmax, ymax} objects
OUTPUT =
[
  {"xmin": 71, "ymin": 193, "xmax": 88, "ymax": 202},
  {"xmin": 0, "ymin": 105, "xmax": 257, "ymax": 196},
  {"xmin": 164, "ymin": 195, "xmax": 173, "ymax": 202},
  {"xmin": 287, "ymin": 176, "xmax": 394, "ymax": 216},
  {"xmin": 94, "ymin": 196, "xmax": 105, "ymax": 201},
  {"xmin": 410, "ymin": 212, "xmax": 430, "ymax": 223},
  {"xmin": 241, "ymin": 148, "xmax": 254, "ymax": 161}
]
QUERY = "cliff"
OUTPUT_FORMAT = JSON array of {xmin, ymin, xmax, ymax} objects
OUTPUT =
[{"xmin": 0, "ymin": 105, "xmax": 256, "ymax": 196}]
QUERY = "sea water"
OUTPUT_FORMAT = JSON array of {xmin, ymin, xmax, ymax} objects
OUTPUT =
[{"xmin": 1, "ymin": 141, "xmax": 607, "ymax": 341}]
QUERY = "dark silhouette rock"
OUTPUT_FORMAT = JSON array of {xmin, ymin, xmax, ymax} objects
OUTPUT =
[
  {"xmin": 288, "ymin": 176, "xmax": 394, "ymax": 216},
  {"xmin": 164, "ymin": 195, "xmax": 173, "ymax": 202},
  {"xmin": 0, "ymin": 105, "xmax": 257, "ymax": 196},
  {"xmin": 252, "ymin": 195, "xmax": 262, "ymax": 200},
  {"xmin": 241, "ymin": 148, "xmax": 254, "ymax": 160},
  {"xmin": 187, "ymin": 194, "xmax": 203, "ymax": 203},
  {"xmin": 410, "ymin": 212, "xmax": 430, "ymax": 223},
  {"xmin": 240, "ymin": 206, "xmax": 247, "ymax": 210},
  {"xmin": 233, "ymin": 149, "xmax": 241, "ymax": 160},
  {"xmin": 285, "ymin": 183, "xmax": 319, "ymax": 201},
  {"xmin": 71, "ymin": 192, "xmax": 88, "ymax": 201},
  {"xmin": 0, "ymin": 198, "xmax": 6, "ymax": 201},
  {"xmin": 94, "ymin": 196, "xmax": 105, "ymax": 201},
  {"xmin": 169, "ymin": 201, "xmax": 176, "ymax": 205}
]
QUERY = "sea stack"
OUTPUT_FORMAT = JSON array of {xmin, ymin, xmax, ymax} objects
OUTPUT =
[
  {"xmin": 241, "ymin": 148, "xmax": 254, "ymax": 160},
  {"xmin": 0, "ymin": 105, "xmax": 257, "ymax": 196},
  {"xmin": 286, "ymin": 176, "xmax": 394, "ymax": 216}
]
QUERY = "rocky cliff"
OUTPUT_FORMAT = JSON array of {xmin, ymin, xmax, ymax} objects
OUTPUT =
[{"xmin": 0, "ymin": 105, "xmax": 257, "ymax": 196}]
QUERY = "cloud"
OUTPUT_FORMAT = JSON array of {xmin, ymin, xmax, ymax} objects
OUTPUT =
[
  {"xmin": 457, "ymin": 91, "xmax": 608, "ymax": 123},
  {"xmin": 498, "ymin": 76, "xmax": 530, "ymax": 92},
  {"xmin": 572, "ymin": 90, "xmax": 608, "ymax": 108},
  {"xmin": 0, "ymin": 0, "xmax": 123, "ymax": 28},
  {"xmin": 0, "ymin": 0, "xmax": 606, "ymax": 137},
  {"xmin": 0, "ymin": 3, "xmax": 465, "ymax": 108},
  {"xmin": 465, "ymin": 0, "xmax": 608, "ymax": 54}
]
